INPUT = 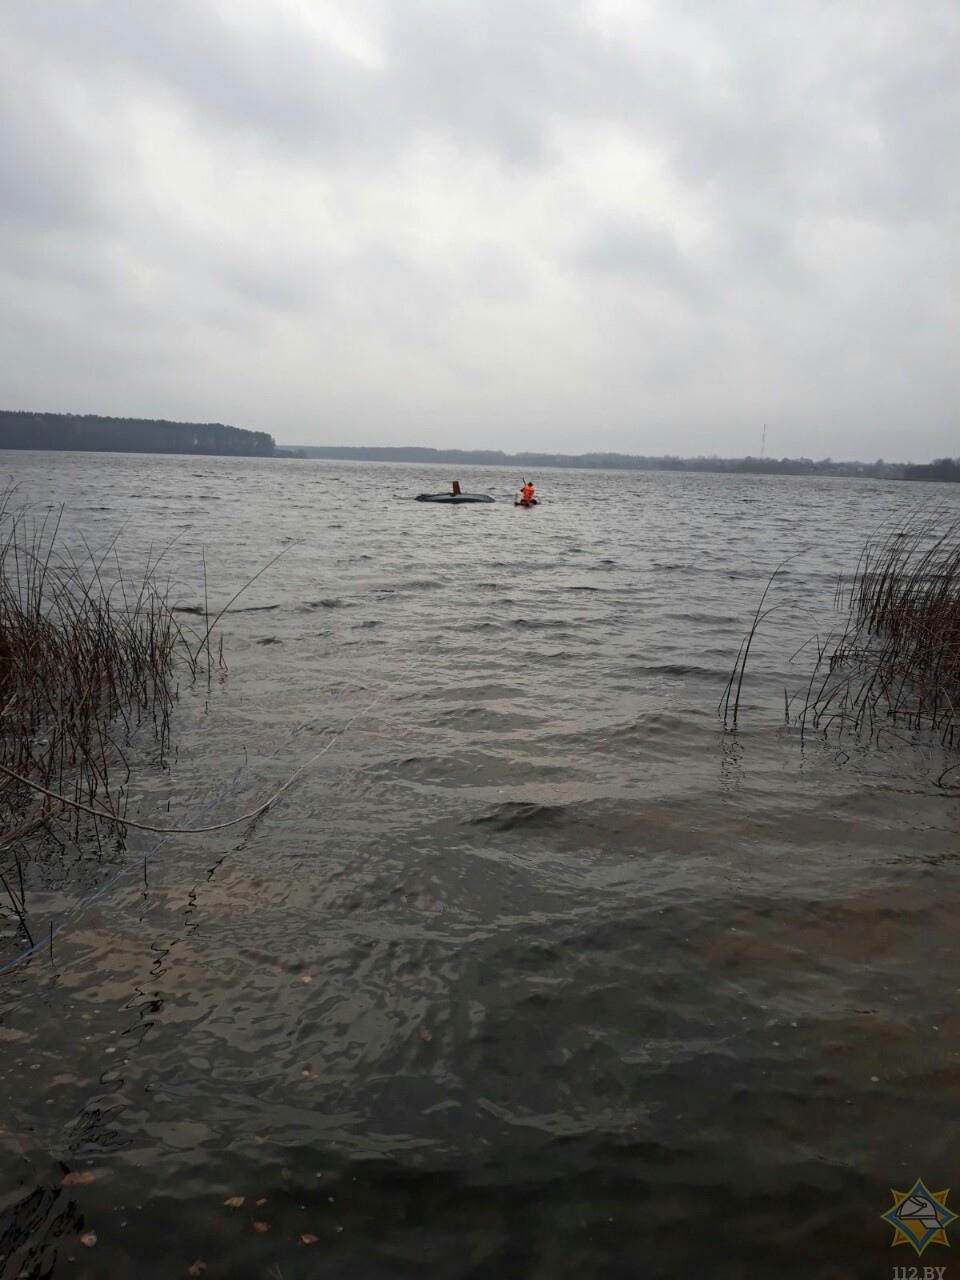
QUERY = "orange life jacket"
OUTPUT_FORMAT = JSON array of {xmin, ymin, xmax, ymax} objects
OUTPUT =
[{"xmin": 521, "ymin": 485, "xmax": 535, "ymax": 502}]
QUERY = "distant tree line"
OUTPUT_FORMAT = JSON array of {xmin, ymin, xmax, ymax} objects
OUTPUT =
[
  {"xmin": 0, "ymin": 411, "xmax": 275, "ymax": 457},
  {"xmin": 289, "ymin": 445, "xmax": 908, "ymax": 479},
  {"xmin": 902, "ymin": 458, "xmax": 960, "ymax": 482}
]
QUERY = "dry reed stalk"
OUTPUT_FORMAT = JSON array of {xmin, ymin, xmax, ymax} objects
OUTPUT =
[{"xmin": 719, "ymin": 555, "xmax": 799, "ymax": 728}]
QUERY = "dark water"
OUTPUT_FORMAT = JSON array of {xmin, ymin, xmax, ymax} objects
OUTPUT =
[{"xmin": 1, "ymin": 452, "xmax": 959, "ymax": 1279}]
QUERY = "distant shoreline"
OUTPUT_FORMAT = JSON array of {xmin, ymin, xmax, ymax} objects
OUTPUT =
[
  {"xmin": 282, "ymin": 445, "xmax": 917, "ymax": 481},
  {"xmin": 1, "ymin": 410, "xmax": 955, "ymax": 479}
]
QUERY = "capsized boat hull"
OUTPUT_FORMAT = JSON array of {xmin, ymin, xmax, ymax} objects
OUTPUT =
[
  {"xmin": 515, "ymin": 499, "xmax": 540, "ymax": 507},
  {"xmin": 416, "ymin": 493, "xmax": 495, "ymax": 503}
]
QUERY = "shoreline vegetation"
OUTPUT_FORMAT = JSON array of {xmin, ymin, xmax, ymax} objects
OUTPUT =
[
  {"xmin": 1, "ymin": 410, "xmax": 957, "ymax": 479},
  {"xmin": 724, "ymin": 509, "xmax": 960, "ymax": 775},
  {"xmin": 0, "ymin": 491, "xmax": 222, "ymax": 958}
]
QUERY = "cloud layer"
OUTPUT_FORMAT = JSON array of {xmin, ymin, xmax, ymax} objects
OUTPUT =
[{"xmin": 1, "ymin": 0, "xmax": 956, "ymax": 457}]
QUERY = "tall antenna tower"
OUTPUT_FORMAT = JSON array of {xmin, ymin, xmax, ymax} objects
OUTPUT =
[{"xmin": 760, "ymin": 423, "xmax": 766, "ymax": 459}]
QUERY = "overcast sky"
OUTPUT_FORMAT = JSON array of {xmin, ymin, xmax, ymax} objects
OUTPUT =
[{"xmin": 0, "ymin": 1, "xmax": 956, "ymax": 458}]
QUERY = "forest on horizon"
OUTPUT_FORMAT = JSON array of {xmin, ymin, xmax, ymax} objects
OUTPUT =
[{"xmin": 0, "ymin": 411, "xmax": 275, "ymax": 457}]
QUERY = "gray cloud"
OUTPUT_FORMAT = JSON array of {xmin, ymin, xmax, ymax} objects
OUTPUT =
[
  {"xmin": 0, "ymin": 0, "xmax": 956, "ymax": 457},
  {"xmin": 578, "ymin": 218, "xmax": 717, "ymax": 308}
]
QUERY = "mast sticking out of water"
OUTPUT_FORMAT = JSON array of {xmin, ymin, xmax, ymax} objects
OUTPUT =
[{"xmin": 760, "ymin": 423, "xmax": 766, "ymax": 459}]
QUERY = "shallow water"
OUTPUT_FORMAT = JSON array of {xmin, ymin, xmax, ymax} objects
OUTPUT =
[{"xmin": 1, "ymin": 452, "xmax": 958, "ymax": 1279}]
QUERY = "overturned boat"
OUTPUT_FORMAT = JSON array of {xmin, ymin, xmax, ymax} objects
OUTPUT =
[
  {"xmin": 416, "ymin": 492, "xmax": 494, "ymax": 503},
  {"xmin": 416, "ymin": 480, "xmax": 494, "ymax": 504}
]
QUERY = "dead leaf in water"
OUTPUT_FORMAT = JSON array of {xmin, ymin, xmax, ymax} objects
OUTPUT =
[
  {"xmin": 187, "ymin": 1261, "xmax": 207, "ymax": 1276},
  {"xmin": 299, "ymin": 974, "xmax": 313, "ymax": 983},
  {"xmin": 79, "ymin": 1231, "xmax": 97, "ymax": 1248},
  {"xmin": 300, "ymin": 1233, "xmax": 318, "ymax": 1245},
  {"xmin": 62, "ymin": 1171, "xmax": 96, "ymax": 1187},
  {"xmin": 255, "ymin": 1198, "xmax": 267, "ymax": 1206},
  {"xmin": 419, "ymin": 1026, "xmax": 432, "ymax": 1042},
  {"xmin": 223, "ymin": 1196, "xmax": 245, "ymax": 1208},
  {"xmin": 252, "ymin": 1221, "xmax": 270, "ymax": 1233}
]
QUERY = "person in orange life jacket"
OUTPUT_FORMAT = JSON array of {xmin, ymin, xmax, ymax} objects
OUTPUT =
[{"xmin": 520, "ymin": 481, "xmax": 535, "ymax": 504}]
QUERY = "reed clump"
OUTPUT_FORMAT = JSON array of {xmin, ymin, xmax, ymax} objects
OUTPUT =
[
  {"xmin": 724, "ymin": 509, "xmax": 960, "ymax": 758},
  {"xmin": 808, "ymin": 510, "xmax": 960, "ymax": 745},
  {"xmin": 0, "ymin": 490, "xmax": 200, "ymax": 942}
]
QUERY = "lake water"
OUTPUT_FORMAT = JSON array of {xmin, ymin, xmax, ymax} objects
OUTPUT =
[{"xmin": 1, "ymin": 451, "xmax": 958, "ymax": 1278}]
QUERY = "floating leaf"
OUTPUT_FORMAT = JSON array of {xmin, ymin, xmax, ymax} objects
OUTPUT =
[
  {"xmin": 187, "ymin": 1261, "xmax": 207, "ymax": 1277},
  {"xmin": 224, "ymin": 1196, "xmax": 245, "ymax": 1208},
  {"xmin": 255, "ymin": 1198, "xmax": 267, "ymax": 1207},
  {"xmin": 300, "ymin": 1233, "xmax": 318, "ymax": 1245},
  {"xmin": 79, "ymin": 1230, "xmax": 97, "ymax": 1248},
  {"xmin": 419, "ymin": 1026, "xmax": 432, "ymax": 1042},
  {"xmin": 252, "ymin": 1221, "xmax": 270, "ymax": 1233},
  {"xmin": 300, "ymin": 975, "xmax": 313, "ymax": 983},
  {"xmin": 62, "ymin": 1171, "xmax": 96, "ymax": 1187}
]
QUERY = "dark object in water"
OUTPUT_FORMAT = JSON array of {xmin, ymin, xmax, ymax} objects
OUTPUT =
[
  {"xmin": 514, "ymin": 498, "xmax": 540, "ymax": 507},
  {"xmin": 416, "ymin": 493, "xmax": 495, "ymax": 504}
]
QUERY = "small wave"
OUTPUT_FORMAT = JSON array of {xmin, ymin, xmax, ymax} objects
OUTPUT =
[
  {"xmin": 471, "ymin": 801, "xmax": 569, "ymax": 832},
  {"xmin": 666, "ymin": 611, "xmax": 740, "ymax": 624},
  {"xmin": 630, "ymin": 663, "xmax": 720, "ymax": 677}
]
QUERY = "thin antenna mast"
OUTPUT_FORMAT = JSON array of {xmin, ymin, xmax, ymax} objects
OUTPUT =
[{"xmin": 760, "ymin": 423, "xmax": 766, "ymax": 459}]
